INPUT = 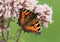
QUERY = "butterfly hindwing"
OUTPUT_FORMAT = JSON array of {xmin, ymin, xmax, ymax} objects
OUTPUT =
[{"xmin": 24, "ymin": 18, "xmax": 41, "ymax": 33}]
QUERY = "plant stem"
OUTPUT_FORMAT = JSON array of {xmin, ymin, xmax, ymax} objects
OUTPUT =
[
  {"xmin": 6, "ymin": 31, "xmax": 9, "ymax": 41},
  {"xmin": 6, "ymin": 20, "xmax": 10, "ymax": 41},
  {"xmin": 16, "ymin": 29, "xmax": 22, "ymax": 42},
  {"xmin": 1, "ymin": 30, "xmax": 6, "ymax": 42}
]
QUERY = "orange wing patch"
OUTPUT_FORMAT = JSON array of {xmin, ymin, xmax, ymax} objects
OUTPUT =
[{"xmin": 24, "ymin": 19, "xmax": 41, "ymax": 33}]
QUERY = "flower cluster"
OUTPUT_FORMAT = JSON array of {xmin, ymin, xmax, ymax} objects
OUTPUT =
[
  {"xmin": 0, "ymin": 0, "xmax": 53, "ymax": 30},
  {"xmin": 35, "ymin": 4, "xmax": 53, "ymax": 27},
  {"xmin": 0, "ymin": 0, "xmax": 20, "ymax": 19}
]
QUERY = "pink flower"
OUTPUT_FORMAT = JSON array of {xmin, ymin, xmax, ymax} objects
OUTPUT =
[
  {"xmin": 35, "ymin": 4, "xmax": 53, "ymax": 27},
  {"xmin": 0, "ymin": 13, "xmax": 3, "ymax": 17},
  {"xmin": 19, "ymin": 0, "xmax": 25, "ymax": 4},
  {"xmin": 22, "ymin": 0, "xmax": 38, "ymax": 11}
]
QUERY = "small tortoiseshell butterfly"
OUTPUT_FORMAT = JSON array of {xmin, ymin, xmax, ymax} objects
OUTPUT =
[{"xmin": 18, "ymin": 8, "xmax": 42, "ymax": 34}]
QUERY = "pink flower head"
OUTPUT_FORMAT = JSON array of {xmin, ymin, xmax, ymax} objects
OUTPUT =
[{"xmin": 35, "ymin": 4, "xmax": 53, "ymax": 27}]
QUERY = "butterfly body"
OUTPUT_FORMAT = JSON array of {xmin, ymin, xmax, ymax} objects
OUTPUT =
[{"xmin": 18, "ymin": 8, "xmax": 42, "ymax": 34}]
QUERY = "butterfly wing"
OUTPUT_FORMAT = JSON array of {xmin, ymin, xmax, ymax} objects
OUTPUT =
[
  {"xmin": 18, "ymin": 8, "xmax": 42, "ymax": 33},
  {"xmin": 18, "ymin": 8, "xmax": 33, "ymax": 26}
]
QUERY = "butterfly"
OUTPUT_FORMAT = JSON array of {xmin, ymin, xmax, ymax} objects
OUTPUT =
[{"xmin": 18, "ymin": 8, "xmax": 42, "ymax": 34}]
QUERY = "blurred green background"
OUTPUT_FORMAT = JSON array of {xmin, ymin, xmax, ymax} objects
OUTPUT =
[{"xmin": 1, "ymin": 0, "xmax": 60, "ymax": 42}]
